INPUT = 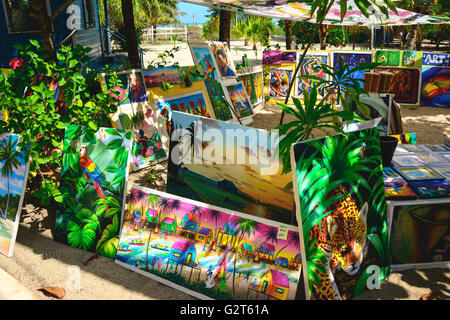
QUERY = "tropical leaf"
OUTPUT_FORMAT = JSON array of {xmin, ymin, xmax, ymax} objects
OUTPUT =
[{"xmin": 67, "ymin": 221, "xmax": 96, "ymax": 251}]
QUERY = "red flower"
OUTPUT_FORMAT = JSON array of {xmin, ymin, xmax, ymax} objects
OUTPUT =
[
  {"xmin": 9, "ymin": 57, "xmax": 24, "ymax": 70},
  {"xmin": 306, "ymin": 32, "xmax": 310, "ymax": 36}
]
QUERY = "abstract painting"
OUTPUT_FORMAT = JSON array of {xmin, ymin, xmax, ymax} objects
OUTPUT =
[
  {"xmin": 332, "ymin": 52, "xmax": 373, "ymax": 88},
  {"xmin": 420, "ymin": 66, "xmax": 450, "ymax": 108},
  {"xmin": 374, "ymin": 67, "xmax": 421, "ymax": 105},
  {"xmin": 291, "ymin": 127, "xmax": 390, "ymax": 300},
  {"xmin": 189, "ymin": 43, "xmax": 233, "ymax": 121},
  {"xmin": 0, "ymin": 134, "xmax": 30, "ymax": 257},
  {"xmin": 384, "ymin": 182, "xmax": 417, "ymax": 200},
  {"xmin": 408, "ymin": 179, "xmax": 450, "ymax": 199},
  {"xmin": 269, "ymin": 68, "xmax": 293, "ymax": 99},
  {"xmin": 224, "ymin": 82, "xmax": 254, "ymax": 121},
  {"xmin": 376, "ymin": 50, "xmax": 401, "ymax": 66},
  {"xmin": 391, "ymin": 133, "xmax": 416, "ymax": 145},
  {"xmin": 262, "ymin": 50, "xmax": 296, "ymax": 65},
  {"xmin": 54, "ymin": 125, "xmax": 132, "ymax": 258},
  {"xmin": 167, "ymin": 112, "xmax": 295, "ymax": 224},
  {"xmin": 110, "ymin": 104, "xmax": 168, "ymax": 171},
  {"xmin": 389, "ymin": 203, "xmax": 449, "ymax": 268},
  {"xmin": 296, "ymin": 52, "xmax": 329, "ymax": 99},
  {"xmin": 115, "ymin": 185, "xmax": 302, "ymax": 300}
]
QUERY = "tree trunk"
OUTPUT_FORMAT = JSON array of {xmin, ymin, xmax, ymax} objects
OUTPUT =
[
  {"xmin": 219, "ymin": 10, "xmax": 231, "ymax": 46},
  {"xmin": 284, "ymin": 20, "xmax": 293, "ymax": 50},
  {"xmin": 406, "ymin": 25, "xmax": 418, "ymax": 50},
  {"xmin": 121, "ymin": 0, "xmax": 141, "ymax": 68},
  {"xmin": 29, "ymin": 0, "xmax": 56, "ymax": 60},
  {"xmin": 319, "ymin": 25, "xmax": 329, "ymax": 50}
]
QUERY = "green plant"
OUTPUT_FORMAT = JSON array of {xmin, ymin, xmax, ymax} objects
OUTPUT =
[
  {"xmin": 276, "ymin": 85, "xmax": 364, "ymax": 174},
  {"xmin": 299, "ymin": 56, "xmax": 381, "ymax": 113},
  {"xmin": 0, "ymin": 40, "xmax": 123, "ymax": 210}
]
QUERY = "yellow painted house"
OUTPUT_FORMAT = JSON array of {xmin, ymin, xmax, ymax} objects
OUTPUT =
[{"xmin": 259, "ymin": 269, "xmax": 290, "ymax": 300}]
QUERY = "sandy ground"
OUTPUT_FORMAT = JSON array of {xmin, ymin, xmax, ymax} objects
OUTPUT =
[{"xmin": 0, "ymin": 41, "xmax": 449, "ymax": 300}]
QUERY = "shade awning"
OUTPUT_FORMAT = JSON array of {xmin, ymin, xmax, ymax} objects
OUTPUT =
[{"xmin": 181, "ymin": 0, "xmax": 450, "ymax": 26}]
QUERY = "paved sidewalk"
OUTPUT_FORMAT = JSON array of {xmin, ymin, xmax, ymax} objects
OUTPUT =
[{"xmin": 0, "ymin": 267, "xmax": 36, "ymax": 300}]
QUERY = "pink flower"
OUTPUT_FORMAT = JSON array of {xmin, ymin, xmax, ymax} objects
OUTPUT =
[
  {"xmin": 9, "ymin": 57, "xmax": 24, "ymax": 70},
  {"xmin": 108, "ymin": 86, "xmax": 126, "ymax": 101}
]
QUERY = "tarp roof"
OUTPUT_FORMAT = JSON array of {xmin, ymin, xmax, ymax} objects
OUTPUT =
[{"xmin": 181, "ymin": 0, "xmax": 450, "ymax": 26}]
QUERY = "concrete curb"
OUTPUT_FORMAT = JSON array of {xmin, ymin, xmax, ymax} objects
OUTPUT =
[{"xmin": 0, "ymin": 267, "xmax": 37, "ymax": 300}]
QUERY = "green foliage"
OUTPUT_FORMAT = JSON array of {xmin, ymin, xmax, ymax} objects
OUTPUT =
[
  {"xmin": 0, "ymin": 40, "xmax": 123, "ymax": 208},
  {"xmin": 276, "ymin": 85, "xmax": 365, "ymax": 174}
]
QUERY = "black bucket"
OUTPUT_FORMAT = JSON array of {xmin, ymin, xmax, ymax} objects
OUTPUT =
[{"xmin": 380, "ymin": 136, "xmax": 398, "ymax": 167}]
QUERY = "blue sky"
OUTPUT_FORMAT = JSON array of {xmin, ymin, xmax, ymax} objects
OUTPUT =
[{"xmin": 177, "ymin": 2, "xmax": 211, "ymax": 26}]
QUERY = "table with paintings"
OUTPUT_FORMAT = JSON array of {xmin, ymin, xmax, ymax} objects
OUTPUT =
[{"xmin": 383, "ymin": 142, "xmax": 450, "ymax": 271}]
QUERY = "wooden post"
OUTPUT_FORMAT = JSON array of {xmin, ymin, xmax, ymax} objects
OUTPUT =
[
  {"xmin": 370, "ymin": 26, "xmax": 374, "ymax": 50},
  {"xmin": 185, "ymin": 24, "xmax": 188, "ymax": 42}
]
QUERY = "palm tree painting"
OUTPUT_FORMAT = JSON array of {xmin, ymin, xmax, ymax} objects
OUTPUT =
[
  {"xmin": 0, "ymin": 133, "xmax": 30, "ymax": 257},
  {"xmin": 291, "ymin": 127, "xmax": 390, "ymax": 300},
  {"xmin": 115, "ymin": 185, "xmax": 303, "ymax": 300}
]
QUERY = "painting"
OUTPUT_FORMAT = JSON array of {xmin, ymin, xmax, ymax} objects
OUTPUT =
[
  {"xmin": 422, "ymin": 52, "xmax": 450, "ymax": 67},
  {"xmin": 420, "ymin": 66, "xmax": 450, "ymax": 108},
  {"xmin": 408, "ymin": 180, "xmax": 450, "ymax": 199},
  {"xmin": 143, "ymin": 67, "xmax": 181, "ymax": 88},
  {"xmin": 392, "ymin": 155, "xmax": 424, "ymax": 167},
  {"xmin": 54, "ymin": 124, "xmax": 132, "ymax": 258},
  {"xmin": 296, "ymin": 52, "xmax": 329, "ymax": 99},
  {"xmin": 153, "ymin": 90, "xmax": 215, "ymax": 136},
  {"xmin": 332, "ymin": 52, "xmax": 373, "ymax": 88},
  {"xmin": 210, "ymin": 41, "xmax": 237, "ymax": 80},
  {"xmin": 373, "ymin": 67, "xmax": 420, "ymax": 105},
  {"xmin": 269, "ymin": 68, "xmax": 293, "ymax": 99},
  {"xmin": 376, "ymin": 50, "xmax": 401, "ymax": 66},
  {"xmin": 384, "ymin": 182, "xmax": 417, "ymax": 200},
  {"xmin": 397, "ymin": 144, "xmax": 427, "ymax": 153},
  {"xmin": 383, "ymin": 167, "xmax": 404, "ymax": 182},
  {"xmin": 262, "ymin": 51, "xmax": 296, "ymax": 65},
  {"xmin": 0, "ymin": 134, "xmax": 30, "ymax": 257},
  {"xmin": 189, "ymin": 42, "xmax": 233, "ymax": 121},
  {"xmin": 100, "ymin": 70, "xmax": 149, "ymax": 108},
  {"xmin": 110, "ymin": 105, "xmax": 168, "ymax": 171},
  {"xmin": 391, "ymin": 133, "xmax": 416, "ymax": 145},
  {"xmin": 224, "ymin": 82, "xmax": 254, "ymax": 121},
  {"xmin": 178, "ymin": 65, "xmax": 205, "ymax": 88},
  {"xmin": 430, "ymin": 165, "xmax": 450, "ymax": 181},
  {"xmin": 413, "ymin": 153, "xmax": 448, "ymax": 165},
  {"xmin": 115, "ymin": 185, "xmax": 303, "ymax": 300},
  {"xmin": 422, "ymin": 144, "xmax": 450, "ymax": 152},
  {"xmin": 167, "ymin": 112, "xmax": 295, "ymax": 225},
  {"xmin": 237, "ymin": 66, "xmax": 264, "ymax": 106},
  {"xmin": 395, "ymin": 166, "xmax": 443, "ymax": 181},
  {"xmin": 402, "ymin": 50, "xmax": 422, "ymax": 67},
  {"xmin": 291, "ymin": 127, "xmax": 390, "ymax": 300},
  {"xmin": 389, "ymin": 203, "xmax": 449, "ymax": 268}
]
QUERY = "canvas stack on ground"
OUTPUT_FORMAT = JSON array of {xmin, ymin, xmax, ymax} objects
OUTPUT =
[{"xmin": 290, "ymin": 127, "xmax": 390, "ymax": 300}]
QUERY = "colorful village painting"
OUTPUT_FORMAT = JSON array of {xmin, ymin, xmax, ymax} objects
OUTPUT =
[
  {"xmin": 167, "ymin": 112, "xmax": 295, "ymax": 224},
  {"xmin": 0, "ymin": 134, "xmax": 30, "ymax": 257},
  {"xmin": 115, "ymin": 186, "xmax": 302, "ymax": 300}
]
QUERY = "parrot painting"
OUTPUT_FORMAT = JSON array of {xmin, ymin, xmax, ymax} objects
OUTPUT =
[{"xmin": 79, "ymin": 146, "xmax": 106, "ymax": 200}]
